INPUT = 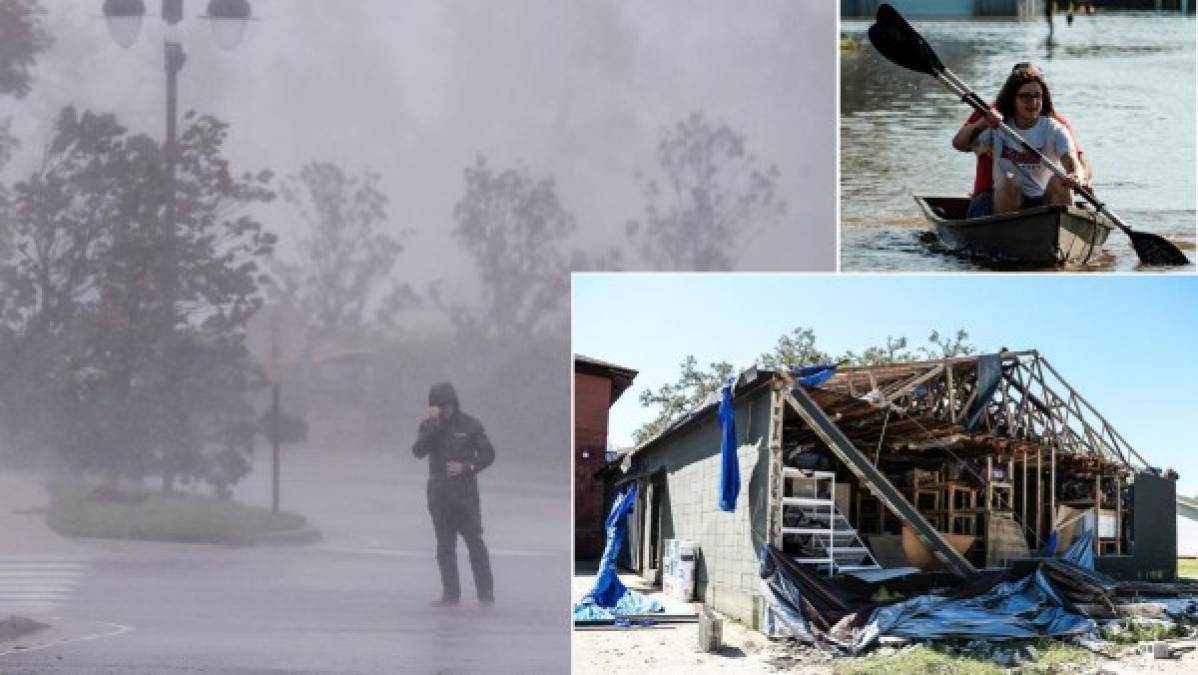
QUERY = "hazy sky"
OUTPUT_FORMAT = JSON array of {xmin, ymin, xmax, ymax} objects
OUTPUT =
[
  {"xmin": 4, "ymin": 0, "xmax": 838, "ymax": 304},
  {"xmin": 573, "ymin": 274, "xmax": 1198, "ymax": 497}
]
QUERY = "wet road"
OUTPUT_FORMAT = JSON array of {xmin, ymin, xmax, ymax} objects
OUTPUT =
[
  {"xmin": 0, "ymin": 449, "xmax": 569, "ymax": 673},
  {"xmin": 840, "ymin": 12, "xmax": 1196, "ymax": 271}
]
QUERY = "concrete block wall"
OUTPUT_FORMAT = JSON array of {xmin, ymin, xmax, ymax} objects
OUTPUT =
[
  {"xmin": 665, "ymin": 439, "xmax": 763, "ymax": 623},
  {"xmin": 636, "ymin": 386, "xmax": 774, "ymax": 626}
]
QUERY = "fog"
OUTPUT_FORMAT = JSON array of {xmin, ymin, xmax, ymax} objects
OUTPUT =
[
  {"xmin": 5, "ymin": 0, "xmax": 836, "ymax": 279},
  {"xmin": 0, "ymin": 1, "xmax": 837, "ymax": 671}
]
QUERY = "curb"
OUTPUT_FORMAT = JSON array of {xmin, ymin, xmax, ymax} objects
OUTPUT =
[
  {"xmin": 254, "ymin": 526, "xmax": 323, "ymax": 546},
  {"xmin": 0, "ymin": 615, "xmax": 49, "ymax": 643}
]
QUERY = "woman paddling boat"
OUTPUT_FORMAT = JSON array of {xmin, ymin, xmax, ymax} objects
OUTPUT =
[
  {"xmin": 951, "ymin": 65, "xmax": 1085, "ymax": 218},
  {"xmin": 955, "ymin": 63, "xmax": 1091, "ymax": 219}
]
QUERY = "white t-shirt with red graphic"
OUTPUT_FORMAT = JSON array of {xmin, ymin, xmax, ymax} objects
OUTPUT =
[{"xmin": 975, "ymin": 116, "xmax": 1075, "ymax": 198}]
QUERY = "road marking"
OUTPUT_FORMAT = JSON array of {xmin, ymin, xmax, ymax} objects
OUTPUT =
[
  {"xmin": 0, "ymin": 620, "xmax": 132, "ymax": 658},
  {"xmin": 490, "ymin": 548, "xmax": 559, "ymax": 557},
  {"xmin": 318, "ymin": 545, "xmax": 557, "ymax": 558},
  {"xmin": 0, "ymin": 557, "xmax": 87, "ymax": 612}
]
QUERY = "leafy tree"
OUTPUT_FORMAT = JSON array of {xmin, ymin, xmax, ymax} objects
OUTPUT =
[
  {"xmin": 450, "ymin": 155, "xmax": 576, "ymax": 340},
  {"xmin": 626, "ymin": 111, "xmax": 785, "ymax": 271},
  {"xmin": 270, "ymin": 162, "xmax": 414, "ymax": 340},
  {"xmin": 633, "ymin": 356, "xmax": 734, "ymax": 445},
  {"xmin": 632, "ymin": 326, "xmax": 976, "ymax": 443},
  {"xmin": 841, "ymin": 336, "xmax": 913, "ymax": 367},
  {"xmin": 0, "ymin": 0, "xmax": 52, "ymax": 265},
  {"xmin": 0, "ymin": 0, "xmax": 51, "ymax": 99},
  {"xmin": 0, "ymin": 106, "xmax": 275, "ymax": 493},
  {"xmin": 757, "ymin": 327, "xmax": 831, "ymax": 371},
  {"xmin": 922, "ymin": 329, "xmax": 974, "ymax": 359}
]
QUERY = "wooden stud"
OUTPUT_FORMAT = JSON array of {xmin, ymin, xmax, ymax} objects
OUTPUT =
[
  {"xmin": 1036, "ymin": 447, "xmax": 1042, "ymax": 545},
  {"xmin": 1050, "ymin": 443, "xmax": 1056, "ymax": 535},
  {"xmin": 1022, "ymin": 449, "xmax": 1028, "ymax": 540},
  {"xmin": 1115, "ymin": 474, "xmax": 1122, "ymax": 555}
]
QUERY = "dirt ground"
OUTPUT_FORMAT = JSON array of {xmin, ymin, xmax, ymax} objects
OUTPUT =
[
  {"xmin": 571, "ymin": 566, "xmax": 832, "ymax": 674},
  {"xmin": 570, "ymin": 564, "xmax": 1198, "ymax": 675}
]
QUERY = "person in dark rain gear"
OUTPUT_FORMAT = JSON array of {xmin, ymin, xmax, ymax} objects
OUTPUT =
[{"xmin": 412, "ymin": 382, "xmax": 495, "ymax": 606}]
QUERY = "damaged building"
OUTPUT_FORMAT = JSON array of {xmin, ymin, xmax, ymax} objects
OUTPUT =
[{"xmin": 609, "ymin": 350, "xmax": 1179, "ymax": 629}]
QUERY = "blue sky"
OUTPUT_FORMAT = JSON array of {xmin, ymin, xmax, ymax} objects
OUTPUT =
[{"xmin": 573, "ymin": 274, "xmax": 1198, "ymax": 497}]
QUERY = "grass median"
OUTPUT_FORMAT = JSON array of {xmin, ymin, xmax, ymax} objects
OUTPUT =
[{"xmin": 46, "ymin": 481, "xmax": 309, "ymax": 545}]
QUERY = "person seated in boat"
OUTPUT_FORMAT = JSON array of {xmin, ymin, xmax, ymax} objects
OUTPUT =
[
  {"xmin": 956, "ymin": 64, "xmax": 1090, "ymax": 218},
  {"xmin": 952, "ymin": 64, "xmax": 1087, "ymax": 217}
]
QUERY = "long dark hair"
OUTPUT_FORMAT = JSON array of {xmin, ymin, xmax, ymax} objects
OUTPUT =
[{"xmin": 994, "ymin": 68, "xmax": 1056, "ymax": 121}]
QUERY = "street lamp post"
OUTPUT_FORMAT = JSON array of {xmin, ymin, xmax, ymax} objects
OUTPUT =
[{"xmin": 103, "ymin": 0, "xmax": 253, "ymax": 488}]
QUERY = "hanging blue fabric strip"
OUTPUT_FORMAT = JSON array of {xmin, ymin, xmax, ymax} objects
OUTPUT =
[{"xmin": 718, "ymin": 379, "xmax": 739, "ymax": 512}]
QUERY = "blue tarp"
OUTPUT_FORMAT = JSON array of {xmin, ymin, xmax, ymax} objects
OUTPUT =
[
  {"xmin": 1038, "ymin": 530, "xmax": 1059, "ymax": 558},
  {"xmin": 1061, "ymin": 530, "xmax": 1095, "ymax": 570},
  {"xmin": 572, "ymin": 483, "xmax": 663, "ymax": 621},
  {"xmin": 854, "ymin": 571, "xmax": 1095, "ymax": 651},
  {"xmin": 755, "ymin": 537, "xmax": 1102, "ymax": 655},
  {"xmin": 791, "ymin": 364, "xmax": 839, "ymax": 387},
  {"xmin": 847, "ymin": 531, "xmax": 1103, "ymax": 651},
  {"xmin": 718, "ymin": 380, "xmax": 739, "ymax": 512}
]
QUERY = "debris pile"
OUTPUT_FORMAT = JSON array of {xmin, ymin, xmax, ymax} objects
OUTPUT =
[{"xmin": 758, "ymin": 532, "xmax": 1198, "ymax": 658}]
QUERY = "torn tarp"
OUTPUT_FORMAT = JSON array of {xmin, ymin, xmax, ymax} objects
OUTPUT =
[
  {"xmin": 1060, "ymin": 529, "xmax": 1095, "ymax": 570},
  {"xmin": 856, "ymin": 570, "xmax": 1095, "ymax": 651},
  {"xmin": 758, "ymin": 544, "xmax": 878, "ymax": 644},
  {"xmin": 573, "ymin": 483, "xmax": 663, "ymax": 621},
  {"xmin": 756, "ymin": 543, "xmax": 1095, "ymax": 654},
  {"xmin": 790, "ymin": 363, "xmax": 839, "ymax": 388}
]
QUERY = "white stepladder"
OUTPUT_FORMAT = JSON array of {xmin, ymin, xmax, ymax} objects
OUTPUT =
[{"xmin": 781, "ymin": 468, "xmax": 880, "ymax": 575}]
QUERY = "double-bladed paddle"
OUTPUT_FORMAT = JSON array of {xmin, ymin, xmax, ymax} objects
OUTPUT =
[{"xmin": 867, "ymin": 3, "xmax": 1190, "ymax": 266}]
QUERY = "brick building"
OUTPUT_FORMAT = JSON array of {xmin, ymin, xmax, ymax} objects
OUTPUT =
[{"xmin": 574, "ymin": 355, "xmax": 637, "ymax": 559}]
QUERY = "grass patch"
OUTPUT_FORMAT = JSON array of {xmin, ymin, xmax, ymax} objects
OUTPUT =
[
  {"xmin": 1179, "ymin": 557, "xmax": 1198, "ymax": 579},
  {"xmin": 836, "ymin": 645, "xmax": 1004, "ymax": 675},
  {"xmin": 1019, "ymin": 640, "xmax": 1093, "ymax": 674},
  {"xmin": 1101, "ymin": 619, "xmax": 1184, "ymax": 645},
  {"xmin": 46, "ymin": 481, "xmax": 308, "ymax": 545},
  {"xmin": 835, "ymin": 640, "xmax": 1090, "ymax": 675}
]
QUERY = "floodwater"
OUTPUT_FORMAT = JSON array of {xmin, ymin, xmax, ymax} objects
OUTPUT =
[{"xmin": 840, "ymin": 13, "xmax": 1196, "ymax": 272}]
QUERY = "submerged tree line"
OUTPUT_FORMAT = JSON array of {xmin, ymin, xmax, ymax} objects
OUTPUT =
[{"xmin": 0, "ymin": 0, "xmax": 785, "ymax": 495}]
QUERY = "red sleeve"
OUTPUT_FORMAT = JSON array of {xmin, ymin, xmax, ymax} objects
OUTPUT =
[
  {"xmin": 965, "ymin": 109, "xmax": 981, "ymax": 124},
  {"xmin": 1054, "ymin": 114, "xmax": 1083, "ymax": 154}
]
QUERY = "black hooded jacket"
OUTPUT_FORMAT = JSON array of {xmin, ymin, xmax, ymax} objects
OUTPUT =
[{"xmin": 412, "ymin": 383, "xmax": 495, "ymax": 482}]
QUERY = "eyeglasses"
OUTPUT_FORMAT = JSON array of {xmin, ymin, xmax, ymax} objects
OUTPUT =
[{"xmin": 1016, "ymin": 92, "xmax": 1043, "ymax": 102}]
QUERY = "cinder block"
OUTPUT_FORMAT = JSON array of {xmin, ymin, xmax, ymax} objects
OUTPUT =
[
  {"xmin": 1152, "ymin": 641, "xmax": 1170, "ymax": 659},
  {"xmin": 698, "ymin": 607, "xmax": 723, "ymax": 652}
]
